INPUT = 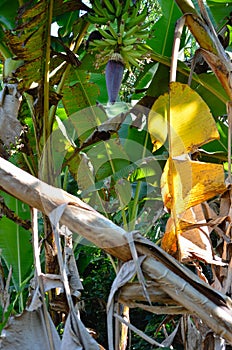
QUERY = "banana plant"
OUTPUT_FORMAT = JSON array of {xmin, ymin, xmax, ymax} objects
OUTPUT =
[{"xmin": 0, "ymin": 0, "xmax": 232, "ymax": 348}]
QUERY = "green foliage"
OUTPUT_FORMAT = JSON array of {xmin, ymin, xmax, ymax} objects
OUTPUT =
[
  {"xmin": 0, "ymin": 193, "xmax": 33, "ymax": 318},
  {"xmin": 0, "ymin": 193, "xmax": 33, "ymax": 291},
  {"xmin": 0, "ymin": 0, "xmax": 18, "ymax": 30},
  {"xmin": 0, "ymin": 0, "xmax": 231, "ymax": 347},
  {"xmin": 147, "ymin": 0, "xmax": 182, "ymax": 56},
  {"xmin": 76, "ymin": 245, "xmax": 115, "ymax": 348}
]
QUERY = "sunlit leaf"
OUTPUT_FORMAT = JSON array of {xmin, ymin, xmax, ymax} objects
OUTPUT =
[
  {"xmin": 169, "ymin": 82, "xmax": 220, "ymax": 156},
  {"xmin": 148, "ymin": 93, "xmax": 168, "ymax": 152},
  {"xmin": 148, "ymin": 82, "xmax": 219, "ymax": 155},
  {"xmin": 147, "ymin": 59, "xmax": 228, "ymax": 115},
  {"xmin": 161, "ymin": 157, "xmax": 226, "ymax": 214}
]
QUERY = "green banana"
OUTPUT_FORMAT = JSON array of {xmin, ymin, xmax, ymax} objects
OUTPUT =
[
  {"xmin": 120, "ymin": 51, "xmax": 130, "ymax": 69},
  {"xmin": 92, "ymin": 0, "xmax": 105, "ymax": 17},
  {"xmin": 119, "ymin": 19, "xmax": 125, "ymax": 36},
  {"xmin": 102, "ymin": 7, "xmax": 115, "ymax": 20},
  {"xmin": 136, "ymin": 43, "xmax": 152, "ymax": 52},
  {"xmin": 127, "ymin": 1, "xmax": 140, "ymax": 20},
  {"xmin": 107, "ymin": 22, "xmax": 118, "ymax": 39},
  {"xmin": 138, "ymin": 21, "xmax": 152, "ymax": 31},
  {"xmin": 135, "ymin": 32, "xmax": 150, "ymax": 39},
  {"xmin": 120, "ymin": 44, "xmax": 134, "ymax": 52},
  {"xmin": 103, "ymin": 0, "xmax": 115, "ymax": 14},
  {"xmin": 117, "ymin": 20, "xmax": 125, "ymax": 44},
  {"xmin": 98, "ymin": 27, "xmax": 115, "ymax": 40},
  {"xmin": 121, "ymin": 11, "xmax": 129, "ymax": 22},
  {"xmin": 134, "ymin": 30, "xmax": 150, "ymax": 38},
  {"xmin": 127, "ymin": 55, "xmax": 141, "ymax": 67},
  {"xmin": 122, "ymin": 0, "xmax": 131, "ymax": 15},
  {"xmin": 90, "ymin": 39, "xmax": 110, "ymax": 47},
  {"xmin": 102, "ymin": 48, "xmax": 114, "ymax": 55},
  {"xmin": 113, "ymin": 0, "xmax": 121, "ymax": 17},
  {"xmin": 104, "ymin": 38, "xmax": 118, "ymax": 45},
  {"xmin": 123, "ymin": 25, "xmax": 140, "ymax": 39},
  {"xmin": 127, "ymin": 50, "xmax": 143, "ymax": 58},
  {"xmin": 125, "ymin": 7, "xmax": 148, "ymax": 29},
  {"xmin": 88, "ymin": 14, "xmax": 109, "ymax": 25},
  {"xmin": 122, "ymin": 36, "xmax": 138, "ymax": 46},
  {"xmin": 117, "ymin": 33, "xmax": 122, "ymax": 45},
  {"xmin": 92, "ymin": 4, "xmax": 104, "ymax": 17}
]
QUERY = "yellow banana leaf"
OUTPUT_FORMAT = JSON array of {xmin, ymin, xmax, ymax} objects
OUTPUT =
[
  {"xmin": 148, "ymin": 82, "xmax": 219, "ymax": 156},
  {"xmin": 150, "ymin": 82, "xmax": 226, "ymax": 261},
  {"xmin": 161, "ymin": 204, "xmax": 225, "ymax": 264},
  {"xmin": 161, "ymin": 157, "xmax": 226, "ymax": 214},
  {"xmin": 148, "ymin": 94, "xmax": 168, "ymax": 152}
]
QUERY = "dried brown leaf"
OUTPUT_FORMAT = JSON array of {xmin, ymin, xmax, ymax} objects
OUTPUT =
[{"xmin": 0, "ymin": 308, "xmax": 61, "ymax": 349}]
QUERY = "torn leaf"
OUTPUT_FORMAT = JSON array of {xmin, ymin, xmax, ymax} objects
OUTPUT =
[
  {"xmin": 0, "ymin": 84, "xmax": 22, "ymax": 147},
  {"xmin": 61, "ymin": 310, "xmax": 99, "ymax": 350},
  {"xmin": 161, "ymin": 205, "xmax": 226, "ymax": 265},
  {"xmin": 0, "ymin": 308, "xmax": 61, "ymax": 349},
  {"xmin": 161, "ymin": 158, "xmax": 226, "ymax": 214}
]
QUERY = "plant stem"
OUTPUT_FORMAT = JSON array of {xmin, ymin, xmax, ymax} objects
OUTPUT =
[
  {"xmin": 129, "ymin": 181, "xmax": 141, "ymax": 231},
  {"xmin": 129, "ymin": 132, "xmax": 149, "ymax": 231},
  {"xmin": 16, "ymin": 199, "xmax": 23, "ymax": 312},
  {"xmin": 41, "ymin": 0, "xmax": 54, "ymax": 184}
]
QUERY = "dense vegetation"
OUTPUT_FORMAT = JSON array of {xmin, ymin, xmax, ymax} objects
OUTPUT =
[{"xmin": 0, "ymin": 0, "xmax": 232, "ymax": 349}]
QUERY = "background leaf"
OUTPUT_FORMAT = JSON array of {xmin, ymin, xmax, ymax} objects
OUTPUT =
[
  {"xmin": 0, "ymin": 193, "xmax": 33, "ymax": 290},
  {"xmin": 147, "ymin": 0, "xmax": 182, "ymax": 56}
]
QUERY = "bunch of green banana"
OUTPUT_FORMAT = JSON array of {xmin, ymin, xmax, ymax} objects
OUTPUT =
[
  {"xmin": 88, "ymin": 0, "xmax": 134, "ymax": 24},
  {"xmin": 87, "ymin": 0, "xmax": 153, "ymax": 70}
]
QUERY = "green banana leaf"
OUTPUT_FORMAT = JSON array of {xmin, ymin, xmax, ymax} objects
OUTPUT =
[
  {"xmin": 0, "ymin": 193, "xmax": 33, "ymax": 291},
  {"xmin": 0, "ymin": 0, "xmax": 18, "ymax": 29},
  {"xmin": 147, "ymin": 0, "xmax": 182, "ymax": 56}
]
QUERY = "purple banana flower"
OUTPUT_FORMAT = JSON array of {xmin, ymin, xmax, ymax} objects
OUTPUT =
[{"xmin": 105, "ymin": 53, "xmax": 125, "ymax": 104}]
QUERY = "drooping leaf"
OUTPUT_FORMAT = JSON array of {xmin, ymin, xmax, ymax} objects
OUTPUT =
[
  {"xmin": 161, "ymin": 157, "xmax": 226, "ymax": 214},
  {"xmin": 0, "ymin": 84, "xmax": 22, "ymax": 147},
  {"xmin": 61, "ymin": 310, "xmax": 99, "ymax": 350},
  {"xmin": 0, "ymin": 307, "xmax": 61, "ymax": 349},
  {"xmin": 161, "ymin": 204, "xmax": 224, "ymax": 264},
  {"xmin": 5, "ymin": 1, "xmax": 49, "ymax": 91},
  {"xmin": 52, "ymin": 0, "xmax": 89, "ymax": 18},
  {"xmin": 148, "ymin": 92, "xmax": 168, "ymax": 152}
]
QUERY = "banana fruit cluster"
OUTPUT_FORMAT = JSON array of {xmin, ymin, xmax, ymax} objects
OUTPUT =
[{"xmin": 88, "ymin": 0, "xmax": 152, "ymax": 70}]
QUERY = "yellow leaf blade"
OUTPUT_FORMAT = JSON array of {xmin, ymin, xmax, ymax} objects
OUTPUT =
[
  {"xmin": 161, "ymin": 158, "xmax": 226, "ymax": 214},
  {"xmin": 169, "ymin": 82, "xmax": 219, "ymax": 156},
  {"xmin": 148, "ymin": 94, "xmax": 168, "ymax": 152},
  {"xmin": 148, "ymin": 82, "xmax": 219, "ymax": 155}
]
